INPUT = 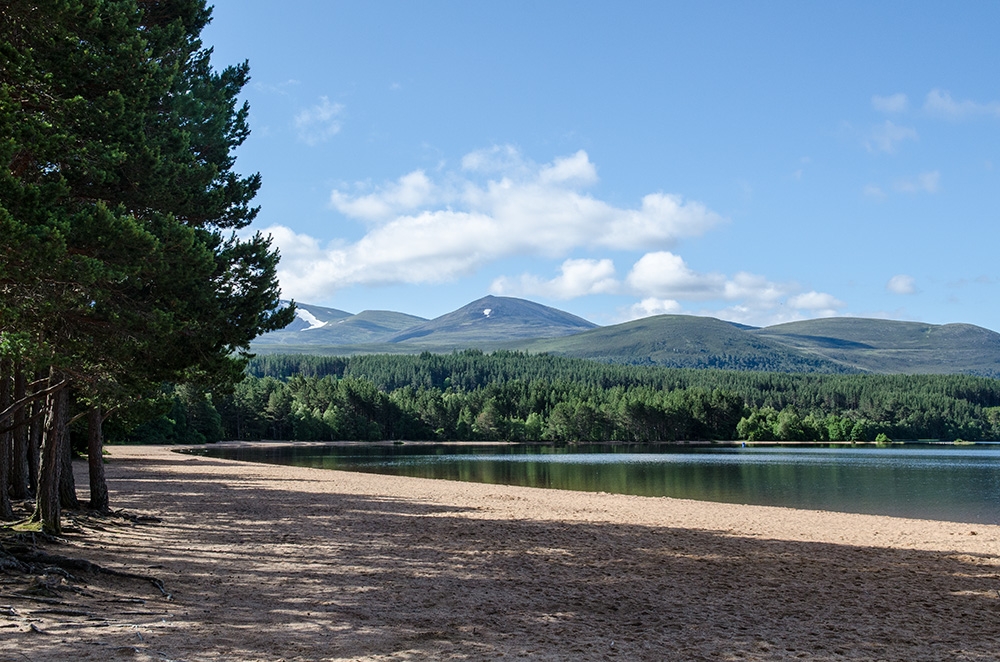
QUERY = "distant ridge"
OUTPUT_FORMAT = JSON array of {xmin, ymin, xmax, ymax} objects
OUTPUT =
[
  {"xmin": 752, "ymin": 318, "xmax": 1000, "ymax": 375},
  {"xmin": 254, "ymin": 304, "xmax": 426, "ymax": 347},
  {"xmin": 251, "ymin": 297, "xmax": 1000, "ymax": 376},
  {"xmin": 387, "ymin": 295, "xmax": 596, "ymax": 346},
  {"xmin": 514, "ymin": 314, "xmax": 849, "ymax": 373},
  {"xmin": 277, "ymin": 302, "xmax": 351, "ymax": 333}
]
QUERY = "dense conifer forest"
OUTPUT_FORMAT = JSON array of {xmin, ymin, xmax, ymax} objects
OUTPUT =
[{"xmin": 127, "ymin": 351, "xmax": 1000, "ymax": 445}]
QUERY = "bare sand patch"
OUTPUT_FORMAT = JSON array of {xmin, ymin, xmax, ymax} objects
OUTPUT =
[{"xmin": 3, "ymin": 443, "xmax": 1000, "ymax": 660}]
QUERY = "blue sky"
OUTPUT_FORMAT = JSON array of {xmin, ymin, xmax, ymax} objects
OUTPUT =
[{"xmin": 203, "ymin": 1, "xmax": 1000, "ymax": 330}]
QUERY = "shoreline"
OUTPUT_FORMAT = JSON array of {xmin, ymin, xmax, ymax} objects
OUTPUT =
[
  {"xmin": 4, "ymin": 444, "xmax": 1000, "ymax": 660},
  {"xmin": 192, "ymin": 439, "xmax": 1000, "ymax": 526},
  {"xmin": 190, "ymin": 438, "xmax": 994, "ymax": 447}
]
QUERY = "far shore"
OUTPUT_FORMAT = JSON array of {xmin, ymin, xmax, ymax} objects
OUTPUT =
[
  {"xmin": 4, "ymin": 444, "xmax": 1000, "ymax": 660},
  {"xmin": 191, "ymin": 437, "xmax": 985, "ymax": 447}
]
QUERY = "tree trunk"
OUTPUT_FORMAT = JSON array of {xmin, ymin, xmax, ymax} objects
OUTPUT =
[
  {"xmin": 34, "ymin": 372, "xmax": 68, "ymax": 535},
  {"xmin": 0, "ymin": 362, "xmax": 13, "ymax": 520},
  {"xmin": 87, "ymin": 406, "xmax": 109, "ymax": 512},
  {"xmin": 10, "ymin": 367, "xmax": 30, "ymax": 500},
  {"xmin": 27, "ymin": 392, "xmax": 41, "ymax": 497},
  {"xmin": 59, "ymin": 398, "xmax": 80, "ymax": 510}
]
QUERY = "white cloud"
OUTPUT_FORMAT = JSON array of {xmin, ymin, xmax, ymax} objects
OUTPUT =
[
  {"xmin": 626, "ymin": 251, "xmax": 726, "ymax": 300},
  {"xmin": 270, "ymin": 147, "xmax": 725, "ymax": 299},
  {"xmin": 267, "ymin": 212, "xmax": 500, "ymax": 301},
  {"xmin": 866, "ymin": 172, "xmax": 939, "ymax": 198},
  {"xmin": 924, "ymin": 89, "xmax": 1000, "ymax": 120},
  {"xmin": 893, "ymin": 171, "xmax": 940, "ymax": 194},
  {"xmin": 626, "ymin": 298, "xmax": 683, "ymax": 319},
  {"xmin": 602, "ymin": 194, "xmax": 722, "ymax": 250},
  {"xmin": 330, "ymin": 170, "xmax": 437, "ymax": 222},
  {"xmin": 872, "ymin": 93, "xmax": 909, "ymax": 114},
  {"xmin": 689, "ymin": 304, "xmax": 840, "ymax": 327},
  {"xmin": 620, "ymin": 252, "xmax": 844, "ymax": 324},
  {"xmin": 865, "ymin": 120, "xmax": 917, "ymax": 154},
  {"xmin": 461, "ymin": 145, "xmax": 529, "ymax": 175},
  {"xmin": 787, "ymin": 291, "xmax": 846, "ymax": 315},
  {"xmin": 490, "ymin": 259, "xmax": 618, "ymax": 299},
  {"xmin": 863, "ymin": 184, "xmax": 886, "ymax": 199},
  {"xmin": 538, "ymin": 150, "xmax": 598, "ymax": 186},
  {"xmin": 722, "ymin": 272, "xmax": 795, "ymax": 306},
  {"xmin": 621, "ymin": 298, "xmax": 846, "ymax": 328},
  {"xmin": 887, "ymin": 274, "xmax": 916, "ymax": 295},
  {"xmin": 253, "ymin": 79, "xmax": 300, "ymax": 96},
  {"xmin": 269, "ymin": 146, "xmax": 851, "ymax": 327},
  {"xmin": 485, "ymin": 249, "xmax": 848, "ymax": 327},
  {"xmin": 329, "ymin": 149, "xmax": 723, "ymax": 255},
  {"xmin": 792, "ymin": 156, "xmax": 811, "ymax": 180},
  {"xmin": 294, "ymin": 96, "xmax": 344, "ymax": 145}
]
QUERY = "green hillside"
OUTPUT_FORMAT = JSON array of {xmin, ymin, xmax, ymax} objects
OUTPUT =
[
  {"xmin": 325, "ymin": 310, "xmax": 429, "ymax": 344},
  {"xmin": 754, "ymin": 318, "xmax": 1000, "ymax": 376},
  {"xmin": 514, "ymin": 315, "xmax": 853, "ymax": 373}
]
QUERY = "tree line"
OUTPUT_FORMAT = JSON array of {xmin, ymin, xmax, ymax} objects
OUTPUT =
[
  {"xmin": 0, "ymin": 0, "xmax": 291, "ymax": 534},
  {"xmin": 128, "ymin": 351, "xmax": 1000, "ymax": 444}
]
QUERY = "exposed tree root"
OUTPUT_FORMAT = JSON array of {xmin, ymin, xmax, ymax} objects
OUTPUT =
[
  {"xmin": 113, "ymin": 509, "xmax": 162, "ymax": 524},
  {"xmin": 1, "ymin": 507, "xmax": 172, "ymax": 602},
  {"xmin": 5, "ymin": 546, "xmax": 172, "ymax": 599}
]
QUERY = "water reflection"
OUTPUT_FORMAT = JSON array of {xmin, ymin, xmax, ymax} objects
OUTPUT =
[{"xmin": 189, "ymin": 443, "xmax": 1000, "ymax": 525}]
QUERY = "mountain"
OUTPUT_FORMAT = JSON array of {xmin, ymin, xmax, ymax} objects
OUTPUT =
[
  {"xmin": 519, "ymin": 315, "xmax": 1000, "ymax": 376},
  {"xmin": 277, "ymin": 302, "xmax": 351, "ymax": 332},
  {"xmin": 253, "ymin": 305, "xmax": 427, "ymax": 348},
  {"xmin": 512, "ymin": 315, "xmax": 850, "ymax": 372},
  {"xmin": 330, "ymin": 310, "xmax": 431, "ymax": 343},
  {"xmin": 251, "ymin": 297, "xmax": 1000, "ymax": 376},
  {"xmin": 387, "ymin": 295, "xmax": 597, "ymax": 347},
  {"xmin": 752, "ymin": 318, "xmax": 1000, "ymax": 376}
]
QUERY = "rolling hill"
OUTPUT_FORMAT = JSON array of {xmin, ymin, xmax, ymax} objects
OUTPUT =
[
  {"xmin": 752, "ymin": 318, "xmax": 1000, "ymax": 375},
  {"xmin": 512, "ymin": 315, "xmax": 849, "ymax": 372},
  {"xmin": 250, "ymin": 297, "xmax": 1000, "ymax": 376}
]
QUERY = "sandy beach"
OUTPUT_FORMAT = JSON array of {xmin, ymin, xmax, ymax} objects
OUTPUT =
[{"xmin": 3, "ymin": 444, "xmax": 1000, "ymax": 661}]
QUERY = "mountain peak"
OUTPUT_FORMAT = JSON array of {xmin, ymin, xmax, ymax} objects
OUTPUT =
[
  {"xmin": 279, "ymin": 301, "xmax": 352, "ymax": 333},
  {"xmin": 388, "ymin": 295, "xmax": 596, "ymax": 344}
]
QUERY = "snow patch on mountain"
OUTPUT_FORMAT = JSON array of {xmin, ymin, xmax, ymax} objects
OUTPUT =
[{"xmin": 296, "ymin": 308, "xmax": 327, "ymax": 330}]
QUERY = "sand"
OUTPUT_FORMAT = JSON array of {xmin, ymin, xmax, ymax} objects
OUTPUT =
[{"xmin": 3, "ymin": 443, "xmax": 1000, "ymax": 661}]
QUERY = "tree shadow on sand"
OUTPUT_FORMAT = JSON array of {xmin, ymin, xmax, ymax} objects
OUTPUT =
[{"xmin": 4, "ymin": 455, "xmax": 1000, "ymax": 661}]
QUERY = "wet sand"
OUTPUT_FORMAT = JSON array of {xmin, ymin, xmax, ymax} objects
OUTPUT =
[{"xmin": 3, "ymin": 443, "xmax": 1000, "ymax": 660}]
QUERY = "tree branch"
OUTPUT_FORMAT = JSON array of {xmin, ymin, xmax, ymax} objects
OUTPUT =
[{"xmin": 0, "ymin": 378, "xmax": 69, "ymax": 425}]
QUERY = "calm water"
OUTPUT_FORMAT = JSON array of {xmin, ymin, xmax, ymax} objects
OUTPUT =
[{"xmin": 189, "ymin": 442, "xmax": 1000, "ymax": 525}]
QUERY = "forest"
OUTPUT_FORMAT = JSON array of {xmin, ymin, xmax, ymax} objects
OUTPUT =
[{"xmin": 129, "ymin": 351, "xmax": 1000, "ymax": 445}]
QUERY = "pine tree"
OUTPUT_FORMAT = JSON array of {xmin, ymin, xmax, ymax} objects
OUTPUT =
[{"xmin": 1, "ymin": 0, "xmax": 293, "ymax": 532}]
